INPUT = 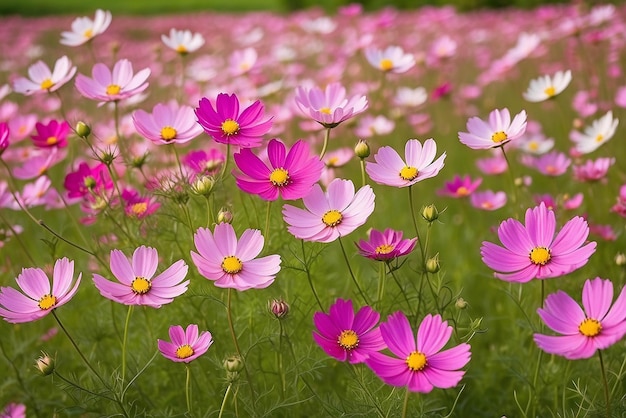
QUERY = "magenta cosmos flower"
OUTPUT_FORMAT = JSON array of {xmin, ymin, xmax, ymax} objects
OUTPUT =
[
  {"xmin": 75, "ymin": 59, "xmax": 150, "ymax": 104},
  {"xmin": 313, "ymin": 298, "xmax": 385, "ymax": 364},
  {"xmin": 31, "ymin": 119, "xmax": 71, "ymax": 148},
  {"xmin": 458, "ymin": 108, "xmax": 527, "ymax": 150},
  {"xmin": 195, "ymin": 93, "xmax": 273, "ymax": 148},
  {"xmin": 13, "ymin": 56, "xmax": 76, "ymax": 96},
  {"xmin": 481, "ymin": 202, "xmax": 597, "ymax": 283},
  {"xmin": 93, "ymin": 246, "xmax": 189, "ymax": 308},
  {"xmin": 60, "ymin": 9, "xmax": 112, "ymax": 46},
  {"xmin": 233, "ymin": 138, "xmax": 324, "ymax": 201},
  {"xmin": 356, "ymin": 228, "xmax": 417, "ymax": 261},
  {"xmin": 366, "ymin": 138, "xmax": 446, "ymax": 188},
  {"xmin": 133, "ymin": 102, "xmax": 203, "ymax": 145},
  {"xmin": 64, "ymin": 162, "xmax": 113, "ymax": 199},
  {"xmin": 0, "ymin": 122, "xmax": 9, "ymax": 155},
  {"xmin": 282, "ymin": 178, "xmax": 375, "ymax": 243},
  {"xmin": 0, "ymin": 258, "xmax": 81, "ymax": 324},
  {"xmin": 437, "ymin": 174, "xmax": 482, "ymax": 198},
  {"xmin": 294, "ymin": 82, "xmax": 368, "ymax": 128},
  {"xmin": 534, "ymin": 277, "xmax": 626, "ymax": 359},
  {"xmin": 366, "ymin": 312, "xmax": 471, "ymax": 393},
  {"xmin": 158, "ymin": 324, "xmax": 214, "ymax": 363},
  {"xmin": 191, "ymin": 222, "xmax": 281, "ymax": 290}
]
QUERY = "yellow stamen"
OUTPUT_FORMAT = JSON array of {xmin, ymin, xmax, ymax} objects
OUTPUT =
[
  {"xmin": 46, "ymin": 136, "xmax": 58, "ymax": 146},
  {"xmin": 529, "ymin": 246, "xmax": 551, "ymax": 265},
  {"xmin": 322, "ymin": 210, "xmax": 342, "ymax": 227},
  {"xmin": 222, "ymin": 256, "xmax": 243, "ymax": 274},
  {"xmin": 375, "ymin": 244, "xmax": 395, "ymax": 255},
  {"xmin": 491, "ymin": 131, "xmax": 508, "ymax": 143},
  {"xmin": 481, "ymin": 201, "xmax": 494, "ymax": 210},
  {"xmin": 176, "ymin": 45, "xmax": 188, "ymax": 54},
  {"xmin": 269, "ymin": 168, "xmax": 289, "ymax": 186},
  {"xmin": 579, "ymin": 318, "xmax": 602, "ymax": 337},
  {"xmin": 528, "ymin": 141, "xmax": 539, "ymax": 151},
  {"xmin": 106, "ymin": 84, "xmax": 121, "ymax": 96},
  {"xmin": 544, "ymin": 86, "xmax": 556, "ymax": 97},
  {"xmin": 175, "ymin": 344, "xmax": 194, "ymax": 359},
  {"xmin": 130, "ymin": 202, "xmax": 147, "ymax": 217},
  {"xmin": 131, "ymin": 277, "xmax": 151, "ymax": 294},
  {"xmin": 379, "ymin": 58, "xmax": 394, "ymax": 71},
  {"xmin": 40, "ymin": 78, "xmax": 54, "ymax": 90},
  {"xmin": 160, "ymin": 126, "xmax": 177, "ymax": 141},
  {"xmin": 38, "ymin": 294, "xmax": 57, "ymax": 310},
  {"xmin": 319, "ymin": 107, "xmax": 332, "ymax": 115},
  {"xmin": 338, "ymin": 330, "xmax": 359, "ymax": 350},
  {"xmin": 221, "ymin": 119, "xmax": 240, "ymax": 135},
  {"xmin": 456, "ymin": 186, "xmax": 469, "ymax": 196},
  {"xmin": 595, "ymin": 134, "xmax": 604, "ymax": 143},
  {"xmin": 83, "ymin": 29, "xmax": 93, "ymax": 39},
  {"xmin": 399, "ymin": 166, "xmax": 418, "ymax": 181},
  {"xmin": 406, "ymin": 351, "xmax": 427, "ymax": 371},
  {"xmin": 326, "ymin": 156, "xmax": 339, "ymax": 167}
]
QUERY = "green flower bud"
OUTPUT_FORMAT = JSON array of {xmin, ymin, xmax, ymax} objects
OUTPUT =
[
  {"xmin": 35, "ymin": 352, "xmax": 55, "ymax": 376},
  {"xmin": 455, "ymin": 297, "xmax": 468, "ymax": 310},
  {"xmin": 421, "ymin": 204, "xmax": 439, "ymax": 222},
  {"xmin": 425, "ymin": 253, "xmax": 440, "ymax": 273},
  {"xmin": 191, "ymin": 176, "xmax": 215, "ymax": 196},
  {"xmin": 224, "ymin": 355, "xmax": 244, "ymax": 373},
  {"xmin": 217, "ymin": 208, "xmax": 233, "ymax": 224},
  {"xmin": 354, "ymin": 140, "xmax": 370, "ymax": 159},
  {"xmin": 75, "ymin": 121, "xmax": 91, "ymax": 138}
]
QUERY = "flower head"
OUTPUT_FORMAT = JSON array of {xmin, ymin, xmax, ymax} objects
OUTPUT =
[
  {"xmin": 366, "ymin": 139, "xmax": 446, "ymax": 188},
  {"xmin": 458, "ymin": 108, "xmax": 527, "ymax": 150},
  {"xmin": 0, "ymin": 258, "xmax": 81, "ymax": 323},
  {"xmin": 534, "ymin": 278, "xmax": 626, "ymax": 359},
  {"xmin": 481, "ymin": 202, "xmax": 597, "ymax": 283},
  {"xmin": 0, "ymin": 403, "xmax": 26, "ymax": 418},
  {"xmin": 158, "ymin": 324, "xmax": 213, "ymax": 363},
  {"xmin": 161, "ymin": 28, "xmax": 205, "ymax": 55},
  {"xmin": 195, "ymin": 93, "xmax": 273, "ymax": 148},
  {"xmin": 313, "ymin": 298, "xmax": 385, "ymax": 364},
  {"xmin": 570, "ymin": 111, "xmax": 619, "ymax": 154},
  {"xmin": 13, "ymin": 56, "xmax": 76, "ymax": 96},
  {"xmin": 93, "ymin": 246, "xmax": 189, "ymax": 308},
  {"xmin": 133, "ymin": 102, "xmax": 203, "ymax": 145},
  {"xmin": 437, "ymin": 175, "xmax": 482, "ymax": 198},
  {"xmin": 294, "ymin": 82, "xmax": 368, "ymax": 129},
  {"xmin": 364, "ymin": 46, "xmax": 415, "ymax": 74},
  {"xmin": 31, "ymin": 119, "xmax": 71, "ymax": 148},
  {"xmin": 183, "ymin": 148, "xmax": 225, "ymax": 176},
  {"xmin": 470, "ymin": 190, "xmax": 507, "ymax": 211},
  {"xmin": 75, "ymin": 59, "xmax": 150, "ymax": 104},
  {"xmin": 523, "ymin": 70, "xmax": 572, "ymax": 102},
  {"xmin": 366, "ymin": 312, "xmax": 471, "ymax": 393},
  {"xmin": 282, "ymin": 178, "xmax": 375, "ymax": 243},
  {"xmin": 191, "ymin": 222, "xmax": 281, "ymax": 290},
  {"xmin": 64, "ymin": 162, "xmax": 113, "ymax": 199},
  {"xmin": 60, "ymin": 9, "xmax": 112, "ymax": 46},
  {"xmin": 356, "ymin": 228, "xmax": 417, "ymax": 261},
  {"xmin": 572, "ymin": 157, "xmax": 615, "ymax": 182},
  {"xmin": 233, "ymin": 138, "xmax": 324, "ymax": 201}
]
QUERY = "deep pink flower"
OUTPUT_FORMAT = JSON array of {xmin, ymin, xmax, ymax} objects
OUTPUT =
[
  {"xmin": 313, "ymin": 298, "xmax": 385, "ymax": 364},
  {"xmin": 75, "ymin": 59, "xmax": 150, "ymax": 104},
  {"xmin": 481, "ymin": 203, "xmax": 597, "ymax": 283},
  {"xmin": 366, "ymin": 312, "xmax": 471, "ymax": 393},
  {"xmin": 233, "ymin": 138, "xmax": 324, "ymax": 201},
  {"xmin": 572, "ymin": 157, "xmax": 615, "ymax": 182},
  {"xmin": 13, "ymin": 56, "xmax": 76, "ymax": 95},
  {"xmin": 534, "ymin": 277, "xmax": 626, "ymax": 359},
  {"xmin": 458, "ymin": 108, "xmax": 527, "ymax": 150},
  {"xmin": 183, "ymin": 148, "xmax": 225, "ymax": 176},
  {"xmin": 158, "ymin": 324, "xmax": 213, "ymax": 363},
  {"xmin": 0, "ymin": 402, "xmax": 26, "ymax": 418},
  {"xmin": 282, "ymin": 178, "xmax": 375, "ymax": 243},
  {"xmin": 294, "ymin": 82, "xmax": 368, "ymax": 128},
  {"xmin": 191, "ymin": 222, "xmax": 281, "ymax": 290},
  {"xmin": 64, "ymin": 162, "xmax": 113, "ymax": 198},
  {"xmin": 93, "ymin": 246, "xmax": 189, "ymax": 308},
  {"xmin": 0, "ymin": 122, "xmax": 8, "ymax": 155},
  {"xmin": 356, "ymin": 228, "xmax": 416, "ymax": 261},
  {"xmin": 195, "ymin": 93, "xmax": 272, "ymax": 148},
  {"xmin": 470, "ymin": 190, "xmax": 507, "ymax": 211},
  {"xmin": 31, "ymin": 120, "xmax": 71, "ymax": 148},
  {"xmin": 121, "ymin": 189, "xmax": 159, "ymax": 219},
  {"xmin": 0, "ymin": 258, "xmax": 81, "ymax": 323},
  {"xmin": 132, "ymin": 102, "xmax": 203, "ymax": 145},
  {"xmin": 437, "ymin": 175, "xmax": 482, "ymax": 198}
]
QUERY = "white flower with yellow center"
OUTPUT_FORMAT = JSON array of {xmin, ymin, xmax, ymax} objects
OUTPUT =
[
  {"xmin": 570, "ymin": 110, "xmax": 619, "ymax": 154},
  {"xmin": 523, "ymin": 70, "xmax": 572, "ymax": 102}
]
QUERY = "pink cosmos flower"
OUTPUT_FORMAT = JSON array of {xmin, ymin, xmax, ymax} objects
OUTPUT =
[
  {"xmin": 64, "ymin": 162, "xmax": 113, "ymax": 199},
  {"xmin": 132, "ymin": 102, "xmax": 203, "ymax": 145},
  {"xmin": 121, "ymin": 189, "xmax": 159, "ymax": 219},
  {"xmin": 31, "ymin": 120, "xmax": 71, "ymax": 148},
  {"xmin": 524, "ymin": 151, "xmax": 571, "ymax": 176},
  {"xmin": 0, "ymin": 122, "xmax": 8, "ymax": 155},
  {"xmin": 191, "ymin": 222, "xmax": 281, "ymax": 290},
  {"xmin": 354, "ymin": 115, "xmax": 395, "ymax": 138},
  {"xmin": 8, "ymin": 114, "xmax": 37, "ymax": 142},
  {"xmin": 158, "ymin": 324, "xmax": 213, "ymax": 363},
  {"xmin": 0, "ymin": 258, "xmax": 81, "ymax": 324},
  {"xmin": 93, "ymin": 246, "xmax": 189, "ymax": 308},
  {"xmin": 313, "ymin": 298, "xmax": 385, "ymax": 364},
  {"xmin": 534, "ymin": 277, "xmax": 626, "ymax": 360},
  {"xmin": 572, "ymin": 157, "xmax": 615, "ymax": 182},
  {"xmin": 470, "ymin": 190, "xmax": 507, "ymax": 211},
  {"xmin": 161, "ymin": 28, "xmax": 205, "ymax": 55},
  {"xmin": 589, "ymin": 224, "xmax": 618, "ymax": 241},
  {"xmin": 282, "ymin": 178, "xmax": 375, "ymax": 243},
  {"xmin": 230, "ymin": 47, "xmax": 258, "ymax": 76},
  {"xmin": 294, "ymin": 82, "xmax": 368, "ymax": 128},
  {"xmin": 481, "ymin": 203, "xmax": 597, "ymax": 283},
  {"xmin": 12, "ymin": 149, "xmax": 66, "ymax": 180},
  {"xmin": 458, "ymin": 108, "xmax": 527, "ymax": 150},
  {"xmin": 233, "ymin": 138, "xmax": 324, "ymax": 201},
  {"xmin": 356, "ymin": 228, "xmax": 416, "ymax": 261},
  {"xmin": 364, "ymin": 46, "xmax": 415, "ymax": 73},
  {"xmin": 366, "ymin": 139, "xmax": 446, "ymax": 188},
  {"xmin": 13, "ymin": 56, "xmax": 76, "ymax": 96},
  {"xmin": 195, "ymin": 93, "xmax": 273, "ymax": 148},
  {"xmin": 476, "ymin": 154, "xmax": 508, "ymax": 175},
  {"xmin": 60, "ymin": 9, "xmax": 112, "ymax": 46},
  {"xmin": 0, "ymin": 403, "xmax": 26, "ymax": 418},
  {"xmin": 437, "ymin": 175, "xmax": 482, "ymax": 198},
  {"xmin": 75, "ymin": 59, "xmax": 151, "ymax": 104},
  {"xmin": 366, "ymin": 312, "xmax": 471, "ymax": 393},
  {"xmin": 183, "ymin": 148, "xmax": 225, "ymax": 176}
]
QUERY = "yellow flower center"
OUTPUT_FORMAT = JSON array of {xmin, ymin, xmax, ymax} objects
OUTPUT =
[
  {"xmin": 221, "ymin": 119, "xmax": 240, "ymax": 135},
  {"xmin": 239, "ymin": 63, "xmax": 250, "ymax": 72},
  {"xmin": 131, "ymin": 277, "xmax": 152, "ymax": 294},
  {"xmin": 84, "ymin": 29, "xmax": 93, "ymax": 38},
  {"xmin": 222, "ymin": 256, "xmax": 243, "ymax": 274},
  {"xmin": 176, "ymin": 45, "xmax": 188, "ymax": 54},
  {"xmin": 529, "ymin": 246, "xmax": 551, "ymax": 265},
  {"xmin": 399, "ymin": 166, "xmax": 418, "ymax": 181},
  {"xmin": 38, "ymin": 294, "xmax": 57, "ymax": 310},
  {"xmin": 544, "ymin": 86, "xmax": 556, "ymax": 97},
  {"xmin": 375, "ymin": 244, "xmax": 395, "ymax": 254},
  {"xmin": 528, "ymin": 141, "xmax": 539, "ymax": 151},
  {"xmin": 337, "ymin": 330, "xmax": 359, "ymax": 350},
  {"xmin": 40, "ymin": 78, "xmax": 54, "ymax": 90},
  {"xmin": 406, "ymin": 351, "xmax": 427, "ymax": 372},
  {"xmin": 545, "ymin": 165, "xmax": 557, "ymax": 174},
  {"xmin": 160, "ymin": 126, "xmax": 177, "ymax": 141},
  {"xmin": 106, "ymin": 84, "xmax": 121, "ymax": 95},
  {"xmin": 175, "ymin": 344, "xmax": 194, "ymax": 359},
  {"xmin": 481, "ymin": 201, "xmax": 494, "ymax": 210},
  {"xmin": 595, "ymin": 134, "xmax": 604, "ymax": 143},
  {"xmin": 379, "ymin": 58, "xmax": 394, "ymax": 71},
  {"xmin": 456, "ymin": 186, "xmax": 469, "ymax": 196},
  {"xmin": 130, "ymin": 202, "xmax": 148, "ymax": 217},
  {"xmin": 322, "ymin": 210, "xmax": 342, "ymax": 227},
  {"xmin": 46, "ymin": 136, "xmax": 59, "ymax": 146},
  {"xmin": 491, "ymin": 131, "xmax": 508, "ymax": 143},
  {"xmin": 326, "ymin": 157, "xmax": 339, "ymax": 167},
  {"xmin": 269, "ymin": 168, "xmax": 290, "ymax": 186},
  {"xmin": 579, "ymin": 318, "xmax": 602, "ymax": 337},
  {"xmin": 319, "ymin": 107, "xmax": 332, "ymax": 115}
]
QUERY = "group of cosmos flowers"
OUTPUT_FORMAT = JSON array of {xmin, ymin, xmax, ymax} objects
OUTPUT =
[{"xmin": 1, "ymin": 4, "xmax": 626, "ymax": 415}]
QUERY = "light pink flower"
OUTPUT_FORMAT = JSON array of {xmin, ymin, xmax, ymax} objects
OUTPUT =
[
  {"xmin": 458, "ymin": 108, "xmax": 527, "ymax": 150},
  {"xmin": 470, "ymin": 190, "xmax": 507, "ymax": 211},
  {"xmin": 13, "ymin": 56, "xmax": 76, "ymax": 96},
  {"xmin": 133, "ymin": 102, "xmax": 202, "ymax": 145},
  {"xmin": 158, "ymin": 324, "xmax": 213, "ymax": 363},
  {"xmin": 294, "ymin": 82, "xmax": 368, "ymax": 128},
  {"xmin": 75, "ymin": 59, "xmax": 150, "ymax": 104}
]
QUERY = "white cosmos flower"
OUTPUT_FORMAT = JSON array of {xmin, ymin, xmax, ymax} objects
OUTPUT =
[
  {"xmin": 570, "ymin": 111, "xmax": 619, "ymax": 154},
  {"xmin": 60, "ymin": 9, "xmax": 112, "ymax": 46},
  {"xmin": 161, "ymin": 29, "xmax": 205, "ymax": 54},
  {"xmin": 364, "ymin": 46, "xmax": 415, "ymax": 74},
  {"xmin": 523, "ymin": 70, "xmax": 572, "ymax": 102}
]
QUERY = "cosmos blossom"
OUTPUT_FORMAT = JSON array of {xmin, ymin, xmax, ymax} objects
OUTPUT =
[
  {"xmin": 13, "ymin": 56, "xmax": 77, "ymax": 96},
  {"xmin": 132, "ymin": 102, "xmax": 203, "ymax": 145},
  {"xmin": 60, "ymin": 9, "xmax": 112, "ymax": 46},
  {"xmin": 458, "ymin": 108, "xmax": 527, "ymax": 150},
  {"xmin": 93, "ymin": 246, "xmax": 189, "ymax": 308},
  {"xmin": 572, "ymin": 157, "xmax": 615, "ymax": 182},
  {"xmin": 158, "ymin": 324, "xmax": 213, "ymax": 363},
  {"xmin": 523, "ymin": 70, "xmax": 572, "ymax": 102},
  {"xmin": 294, "ymin": 82, "xmax": 368, "ymax": 128},
  {"xmin": 534, "ymin": 277, "xmax": 626, "ymax": 359},
  {"xmin": 364, "ymin": 45, "xmax": 415, "ymax": 74},
  {"xmin": 356, "ymin": 228, "xmax": 417, "ymax": 261},
  {"xmin": 63, "ymin": 162, "xmax": 113, "ymax": 199},
  {"xmin": 470, "ymin": 190, "xmax": 507, "ymax": 211},
  {"xmin": 161, "ymin": 28, "xmax": 205, "ymax": 55},
  {"xmin": 570, "ymin": 111, "xmax": 619, "ymax": 154},
  {"xmin": 30, "ymin": 120, "xmax": 71, "ymax": 148},
  {"xmin": 75, "ymin": 59, "xmax": 151, "ymax": 104},
  {"xmin": 437, "ymin": 174, "xmax": 482, "ymax": 198},
  {"xmin": 313, "ymin": 298, "xmax": 385, "ymax": 364},
  {"xmin": 0, "ymin": 258, "xmax": 81, "ymax": 324},
  {"xmin": 481, "ymin": 202, "xmax": 597, "ymax": 283},
  {"xmin": 366, "ymin": 312, "xmax": 471, "ymax": 393}
]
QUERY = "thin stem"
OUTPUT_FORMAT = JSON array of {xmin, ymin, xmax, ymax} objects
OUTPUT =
[
  {"xmin": 121, "ymin": 305, "xmax": 134, "ymax": 385},
  {"xmin": 301, "ymin": 240, "xmax": 324, "ymax": 311},
  {"xmin": 264, "ymin": 200, "xmax": 272, "ymax": 240},
  {"xmin": 599, "ymin": 350, "xmax": 610, "ymax": 418},
  {"xmin": 172, "ymin": 144, "xmax": 187, "ymax": 181},
  {"xmin": 338, "ymin": 236, "xmax": 370, "ymax": 305},
  {"xmin": 530, "ymin": 349, "xmax": 544, "ymax": 418},
  {"xmin": 359, "ymin": 158, "xmax": 367, "ymax": 188},
  {"xmin": 319, "ymin": 127, "xmax": 331, "ymax": 160},
  {"xmin": 226, "ymin": 288, "xmax": 256, "ymax": 408},
  {"xmin": 407, "ymin": 186, "xmax": 425, "ymax": 265},
  {"xmin": 377, "ymin": 262, "xmax": 386, "ymax": 306},
  {"xmin": 402, "ymin": 388, "xmax": 410, "ymax": 418},
  {"xmin": 185, "ymin": 364, "xmax": 192, "ymax": 416},
  {"xmin": 54, "ymin": 371, "xmax": 116, "ymax": 402},
  {"xmin": 278, "ymin": 320, "xmax": 287, "ymax": 399},
  {"xmin": 218, "ymin": 383, "xmax": 233, "ymax": 418},
  {"xmin": 0, "ymin": 338, "xmax": 43, "ymax": 418},
  {"xmin": 500, "ymin": 146, "xmax": 518, "ymax": 206},
  {"xmin": 0, "ymin": 212, "xmax": 36, "ymax": 265},
  {"xmin": 220, "ymin": 143, "xmax": 231, "ymax": 180}
]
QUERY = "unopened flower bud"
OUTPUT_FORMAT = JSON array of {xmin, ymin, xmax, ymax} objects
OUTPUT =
[
  {"xmin": 131, "ymin": 152, "xmax": 149, "ymax": 170},
  {"xmin": 354, "ymin": 140, "xmax": 370, "ymax": 159},
  {"xmin": 217, "ymin": 208, "xmax": 233, "ymax": 224},
  {"xmin": 425, "ymin": 254, "xmax": 440, "ymax": 273},
  {"xmin": 616, "ymin": 252, "xmax": 626, "ymax": 266},
  {"xmin": 268, "ymin": 298, "xmax": 290, "ymax": 319},
  {"xmin": 421, "ymin": 204, "xmax": 439, "ymax": 222},
  {"xmin": 455, "ymin": 297, "xmax": 468, "ymax": 310},
  {"xmin": 191, "ymin": 176, "xmax": 215, "ymax": 196},
  {"xmin": 223, "ymin": 355, "xmax": 244, "ymax": 373},
  {"xmin": 75, "ymin": 121, "xmax": 91, "ymax": 138},
  {"xmin": 35, "ymin": 352, "xmax": 55, "ymax": 376}
]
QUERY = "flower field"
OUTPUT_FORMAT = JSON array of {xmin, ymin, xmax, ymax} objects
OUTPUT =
[{"xmin": 1, "ymin": 3, "xmax": 626, "ymax": 417}]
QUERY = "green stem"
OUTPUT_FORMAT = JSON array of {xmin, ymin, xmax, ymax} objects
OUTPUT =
[
  {"xmin": 359, "ymin": 158, "xmax": 367, "ymax": 188},
  {"xmin": 54, "ymin": 371, "xmax": 117, "ymax": 402},
  {"xmin": 301, "ymin": 240, "xmax": 323, "ymax": 311},
  {"xmin": 185, "ymin": 364, "xmax": 192, "ymax": 416},
  {"xmin": 530, "ymin": 349, "xmax": 543, "ymax": 418},
  {"xmin": 599, "ymin": 350, "xmax": 610, "ymax": 418},
  {"xmin": 402, "ymin": 388, "xmax": 410, "ymax": 418},
  {"xmin": 264, "ymin": 200, "xmax": 272, "ymax": 240},
  {"xmin": 377, "ymin": 262, "xmax": 386, "ymax": 306},
  {"xmin": 172, "ymin": 144, "xmax": 187, "ymax": 181},
  {"xmin": 500, "ymin": 146, "xmax": 518, "ymax": 206},
  {"xmin": 0, "ymin": 212, "xmax": 35, "ymax": 265},
  {"xmin": 0, "ymin": 338, "xmax": 43, "ymax": 418},
  {"xmin": 278, "ymin": 320, "xmax": 287, "ymax": 399},
  {"xmin": 407, "ymin": 186, "xmax": 425, "ymax": 266},
  {"xmin": 121, "ymin": 305, "xmax": 133, "ymax": 385},
  {"xmin": 226, "ymin": 288, "xmax": 256, "ymax": 408},
  {"xmin": 220, "ymin": 143, "xmax": 231, "ymax": 180},
  {"xmin": 338, "ymin": 236, "xmax": 370, "ymax": 305},
  {"xmin": 319, "ymin": 127, "xmax": 331, "ymax": 160},
  {"xmin": 218, "ymin": 383, "xmax": 233, "ymax": 418}
]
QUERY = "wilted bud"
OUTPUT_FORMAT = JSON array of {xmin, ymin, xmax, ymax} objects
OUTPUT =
[
  {"xmin": 354, "ymin": 140, "xmax": 370, "ymax": 159},
  {"xmin": 191, "ymin": 176, "xmax": 215, "ymax": 196},
  {"xmin": 425, "ymin": 253, "xmax": 440, "ymax": 273},
  {"xmin": 616, "ymin": 252, "xmax": 626, "ymax": 266},
  {"xmin": 268, "ymin": 298, "xmax": 290, "ymax": 319},
  {"xmin": 421, "ymin": 204, "xmax": 439, "ymax": 222},
  {"xmin": 455, "ymin": 297, "xmax": 468, "ymax": 310},
  {"xmin": 35, "ymin": 352, "xmax": 55, "ymax": 376},
  {"xmin": 75, "ymin": 121, "xmax": 91, "ymax": 138},
  {"xmin": 223, "ymin": 355, "xmax": 244, "ymax": 373},
  {"xmin": 217, "ymin": 208, "xmax": 233, "ymax": 224}
]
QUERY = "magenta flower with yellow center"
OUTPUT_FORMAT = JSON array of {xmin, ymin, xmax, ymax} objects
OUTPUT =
[
  {"xmin": 158, "ymin": 324, "xmax": 213, "ymax": 363},
  {"xmin": 30, "ymin": 120, "xmax": 71, "ymax": 148},
  {"xmin": 356, "ymin": 228, "xmax": 417, "ymax": 261},
  {"xmin": 75, "ymin": 59, "xmax": 150, "ymax": 104},
  {"xmin": 437, "ymin": 174, "xmax": 482, "ymax": 198}
]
